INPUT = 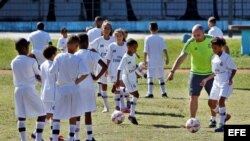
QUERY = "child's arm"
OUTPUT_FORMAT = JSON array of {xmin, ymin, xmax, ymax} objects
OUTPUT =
[
  {"xmin": 115, "ymin": 70, "xmax": 121, "ymax": 89},
  {"xmin": 163, "ymin": 49, "xmax": 169, "ymax": 65},
  {"xmin": 144, "ymin": 52, "xmax": 147, "ymax": 67},
  {"xmin": 92, "ymin": 59, "xmax": 107, "ymax": 81},
  {"xmin": 200, "ymin": 73, "xmax": 216, "ymax": 86},
  {"xmin": 75, "ymin": 74, "xmax": 88, "ymax": 84},
  {"xmin": 229, "ymin": 69, "xmax": 237, "ymax": 85}
]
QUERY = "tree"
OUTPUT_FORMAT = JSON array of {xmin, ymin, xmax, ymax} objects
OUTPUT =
[
  {"xmin": 47, "ymin": 0, "xmax": 56, "ymax": 21},
  {"xmin": 125, "ymin": 0, "xmax": 137, "ymax": 21},
  {"xmin": 213, "ymin": 0, "xmax": 220, "ymax": 20},
  {"xmin": 180, "ymin": 0, "xmax": 203, "ymax": 20},
  {"xmin": 83, "ymin": 0, "xmax": 101, "ymax": 21}
]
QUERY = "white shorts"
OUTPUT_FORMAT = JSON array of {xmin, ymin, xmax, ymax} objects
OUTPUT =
[
  {"xmin": 209, "ymin": 81, "xmax": 233, "ymax": 100},
  {"xmin": 14, "ymin": 86, "xmax": 46, "ymax": 118},
  {"xmin": 147, "ymin": 67, "xmax": 165, "ymax": 78},
  {"xmin": 122, "ymin": 76, "xmax": 138, "ymax": 93},
  {"xmin": 79, "ymin": 82, "xmax": 97, "ymax": 113},
  {"xmin": 53, "ymin": 84, "xmax": 84, "ymax": 120},
  {"xmin": 32, "ymin": 50, "xmax": 46, "ymax": 65},
  {"xmin": 43, "ymin": 101, "xmax": 55, "ymax": 114},
  {"xmin": 97, "ymin": 75, "xmax": 108, "ymax": 84},
  {"xmin": 109, "ymin": 74, "xmax": 122, "ymax": 83}
]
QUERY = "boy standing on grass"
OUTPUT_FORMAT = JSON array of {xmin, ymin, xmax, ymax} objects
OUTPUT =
[
  {"xmin": 57, "ymin": 27, "xmax": 68, "ymax": 53},
  {"xmin": 116, "ymin": 38, "xmax": 140, "ymax": 125},
  {"xmin": 11, "ymin": 38, "xmax": 46, "ymax": 141},
  {"xmin": 201, "ymin": 37, "xmax": 236, "ymax": 132},
  {"xmin": 49, "ymin": 35, "xmax": 89, "ymax": 141},
  {"xmin": 144, "ymin": 22, "xmax": 169, "ymax": 98}
]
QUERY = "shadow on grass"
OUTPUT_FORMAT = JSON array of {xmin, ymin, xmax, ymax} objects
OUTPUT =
[
  {"xmin": 135, "ymin": 111, "xmax": 185, "ymax": 118},
  {"xmin": 234, "ymin": 88, "xmax": 250, "ymax": 91},
  {"xmin": 152, "ymin": 124, "xmax": 183, "ymax": 129}
]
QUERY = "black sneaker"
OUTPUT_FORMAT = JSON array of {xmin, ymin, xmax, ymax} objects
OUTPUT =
[
  {"xmin": 144, "ymin": 94, "xmax": 154, "ymax": 98},
  {"xmin": 97, "ymin": 93, "xmax": 102, "ymax": 97},
  {"xmin": 128, "ymin": 116, "xmax": 138, "ymax": 125},
  {"xmin": 86, "ymin": 137, "xmax": 96, "ymax": 141},
  {"xmin": 162, "ymin": 93, "xmax": 168, "ymax": 98},
  {"xmin": 214, "ymin": 125, "xmax": 224, "ymax": 132},
  {"xmin": 209, "ymin": 120, "xmax": 217, "ymax": 128},
  {"xmin": 31, "ymin": 132, "xmax": 44, "ymax": 141}
]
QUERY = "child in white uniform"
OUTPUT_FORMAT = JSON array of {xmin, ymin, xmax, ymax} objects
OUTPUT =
[
  {"xmin": 50, "ymin": 35, "xmax": 89, "ymax": 141},
  {"xmin": 74, "ymin": 33, "xmax": 107, "ymax": 141},
  {"xmin": 89, "ymin": 20, "xmax": 115, "ymax": 112},
  {"xmin": 106, "ymin": 29, "xmax": 127, "ymax": 111},
  {"xmin": 11, "ymin": 38, "xmax": 46, "ymax": 141},
  {"xmin": 201, "ymin": 37, "xmax": 237, "ymax": 132},
  {"xmin": 57, "ymin": 27, "xmax": 68, "ymax": 53},
  {"xmin": 144, "ymin": 22, "xmax": 169, "ymax": 98},
  {"xmin": 116, "ymin": 38, "xmax": 140, "ymax": 125}
]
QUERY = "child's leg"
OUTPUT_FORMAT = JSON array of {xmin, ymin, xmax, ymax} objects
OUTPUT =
[
  {"xmin": 52, "ymin": 119, "xmax": 60, "ymax": 141},
  {"xmin": 101, "ymin": 84, "xmax": 109, "ymax": 112},
  {"xmin": 85, "ymin": 112, "xmax": 94, "ymax": 141},
  {"xmin": 97, "ymin": 82, "xmax": 102, "ymax": 96},
  {"xmin": 74, "ymin": 116, "xmax": 81, "ymax": 141},
  {"xmin": 158, "ymin": 77, "xmax": 167, "ymax": 97},
  {"xmin": 68, "ymin": 117, "xmax": 77, "ymax": 141},
  {"xmin": 209, "ymin": 99, "xmax": 218, "ymax": 123},
  {"xmin": 17, "ymin": 118, "xmax": 26, "ymax": 141},
  {"xmin": 35, "ymin": 115, "xmax": 46, "ymax": 141},
  {"xmin": 128, "ymin": 91, "xmax": 139, "ymax": 125},
  {"xmin": 119, "ymin": 82, "xmax": 126, "ymax": 111},
  {"xmin": 121, "ymin": 87, "xmax": 131, "ymax": 109},
  {"xmin": 146, "ymin": 77, "xmax": 154, "ymax": 97},
  {"xmin": 218, "ymin": 97, "xmax": 227, "ymax": 126},
  {"xmin": 113, "ymin": 84, "xmax": 121, "ymax": 110}
]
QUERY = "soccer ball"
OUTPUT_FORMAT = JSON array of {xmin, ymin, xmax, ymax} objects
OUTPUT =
[
  {"xmin": 111, "ymin": 110, "xmax": 125, "ymax": 124},
  {"xmin": 185, "ymin": 118, "xmax": 200, "ymax": 133}
]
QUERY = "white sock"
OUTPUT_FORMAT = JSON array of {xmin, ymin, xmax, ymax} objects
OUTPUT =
[
  {"xmin": 114, "ymin": 93, "xmax": 120, "ymax": 109},
  {"xmin": 219, "ymin": 107, "xmax": 226, "ymax": 125},
  {"xmin": 85, "ymin": 125, "xmax": 93, "ymax": 140},
  {"xmin": 102, "ymin": 91, "xmax": 109, "ymax": 110},
  {"xmin": 35, "ymin": 121, "xmax": 45, "ymax": 141},
  {"xmin": 210, "ymin": 116, "xmax": 216, "ymax": 121},
  {"xmin": 97, "ymin": 82, "xmax": 102, "ymax": 94},
  {"xmin": 68, "ymin": 124, "xmax": 76, "ymax": 141},
  {"xmin": 17, "ymin": 120, "xmax": 26, "ymax": 141},
  {"xmin": 74, "ymin": 121, "xmax": 80, "ymax": 140},
  {"xmin": 147, "ymin": 78, "xmax": 153, "ymax": 95},
  {"xmin": 130, "ymin": 97, "xmax": 138, "ymax": 117},
  {"xmin": 159, "ymin": 77, "xmax": 166, "ymax": 94},
  {"xmin": 52, "ymin": 121, "xmax": 60, "ymax": 141},
  {"xmin": 120, "ymin": 87, "xmax": 126, "ymax": 109}
]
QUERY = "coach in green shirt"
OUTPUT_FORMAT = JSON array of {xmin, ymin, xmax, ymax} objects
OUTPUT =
[{"xmin": 168, "ymin": 24, "xmax": 216, "ymax": 127}]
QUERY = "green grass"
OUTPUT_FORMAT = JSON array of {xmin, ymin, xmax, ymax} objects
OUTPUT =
[
  {"xmin": 0, "ymin": 38, "xmax": 250, "ymax": 70},
  {"xmin": 1, "ymin": 73, "xmax": 250, "ymax": 141}
]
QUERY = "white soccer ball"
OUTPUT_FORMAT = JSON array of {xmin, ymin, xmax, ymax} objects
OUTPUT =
[
  {"xmin": 185, "ymin": 118, "xmax": 200, "ymax": 133},
  {"xmin": 111, "ymin": 110, "xmax": 125, "ymax": 124}
]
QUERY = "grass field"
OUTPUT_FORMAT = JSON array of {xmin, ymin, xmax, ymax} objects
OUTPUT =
[{"xmin": 0, "ymin": 38, "xmax": 250, "ymax": 141}]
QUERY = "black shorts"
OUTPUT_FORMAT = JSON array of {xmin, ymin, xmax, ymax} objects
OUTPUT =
[{"xmin": 189, "ymin": 73, "xmax": 214, "ymax": 96}]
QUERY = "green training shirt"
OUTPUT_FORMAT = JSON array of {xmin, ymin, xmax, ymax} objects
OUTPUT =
[{"xmin": 182, "ymin": 35, "xmax": 213, "ymax": 75}]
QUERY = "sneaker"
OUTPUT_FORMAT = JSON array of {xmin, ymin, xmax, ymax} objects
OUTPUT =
[
  {"xmin": 128, "ymin": 116, "xmax": 138, "ymax": 125},
  {"xmin": 121, "ymin": 108, "xmax": 130, "ymax": 113},
  {"xmin": 162, "ymin": 93, "xmax": 168, "ymax": 98},
  {"xmin": 144, "ymin": 94, "xmax": 154, "ymax": 98},
  {"xmin": 86, "ymin": 137, "xmax": 96, "ymax": 141},
  {"xmin": 102, "ymin": 108, "xmax": 109, "ymax": 113},
  {"xmin": 225, "ymin": 114, "xmax": 231, "ymax": 123},
  {"xmin": 127, "ymin": 101, "xmax": 131, "ymax": 109},
  {"xmin": 214, "ymin": 125, "xmax": 224, "ymax": 132},
  {"xmin": 97, "ymin": 93, "xmax": 102, "ymax": 97},
  {"xmin": 208, "ymin": 120, "xmax": 217, "ymax": 128},
  {"xmin": 31, "ymin": 132, "xmax": 44, "ymax": 141}
]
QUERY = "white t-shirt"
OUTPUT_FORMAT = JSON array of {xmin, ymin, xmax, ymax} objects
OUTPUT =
[
  {"xmin": 144, "ymin": 34, "xmax": 166, "ymax": 68},
  {"xmin": 49, "ymin": 53, "xmax": 89, "ymax": 85},
  {"xmin": 208, "ymin": 26, "xmax": 223, "ymax": 37},
  {"xmin": 40, "ymin": 60, "xmax": 57, "ymax": 102},
  {"xmin": 57, "ymin": 36, "xmax": 68, "ymax": 53},
  {"xmin": 11, "ymin": 55, "xmax": 40, "ymax": 87},
  {"xmin": 87, "ymin": 27, "xmax": 102, "ymax": 43},
  {"xmin": 212, "ymin": 52, "xmax": 237, "ymax": 82},
  {"xmin": 118, "ymin": 53, "xmax": 137, "ymax": 80},
  {"xmin": 28, "ymin": 30, "xmax": 51, "ymax": 52},
  {"xmin": 106, "ymin": 42, "xmax": 127, "ymax": 76}
]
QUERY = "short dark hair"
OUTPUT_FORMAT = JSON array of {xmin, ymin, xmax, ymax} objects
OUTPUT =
[
  {"xmin": 60, "ymin": 27, "xmax": 67, "ymax": 33},
  {"xmin": 211, "ymin": 37, "xmax": 226, "ymax": 46},
  {"xmin": 208, "ymin": 16, "xmax": 216, "ymax": 24},
  {"xmin": 37, "ymin": 22, "xmax": 44, "ymax": 30},
  {"xmin": 43, "ymin": 46, "xmax": 57, "ymax": 59},
  {"xmin": 67, "ymin": 35, "xmax": 79, "ymax": 44},
  {"xmin": 78, "ymin": 33, "xmax": 88, "ymax": 44},
  {"xmin": 149, "ymin": 22, "xmax": 158, "ymax": 31},
  {"xmin": 95, "ymin": 16, "xmax": 105, "ymax": 23},
  {"xmin": 126, "ymin": 38, "xmax": 138, "ymax": 47},
  {"xmin": 15, "ymin": 38, "xmax": 28, "ymax": 51}
]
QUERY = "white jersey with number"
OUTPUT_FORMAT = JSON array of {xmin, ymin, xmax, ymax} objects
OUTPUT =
[
  {"xmin": 57, "ymin": 36, "xmax": 68, "ymax": 53},
  {"xmin": 208, "ymin": 26, "xmax": 223, "ymax": 37},
  {"xmin": 75, "ymin": 49, "xmax": 101, "ymax": 112},
  {"xmin": 87, "ymin": 27, "xmax": 102, "ymax": 42},
  {"xmin": 144, "ymin": 34, "xmax": 166, "ymax": 69},
  {"xmin": 106, "ymin": 42, "xmax": 127, "ymax": 80},
  {"xmin": 40, "ymin": 60, "xmax": 57, "ymax": 102}
]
